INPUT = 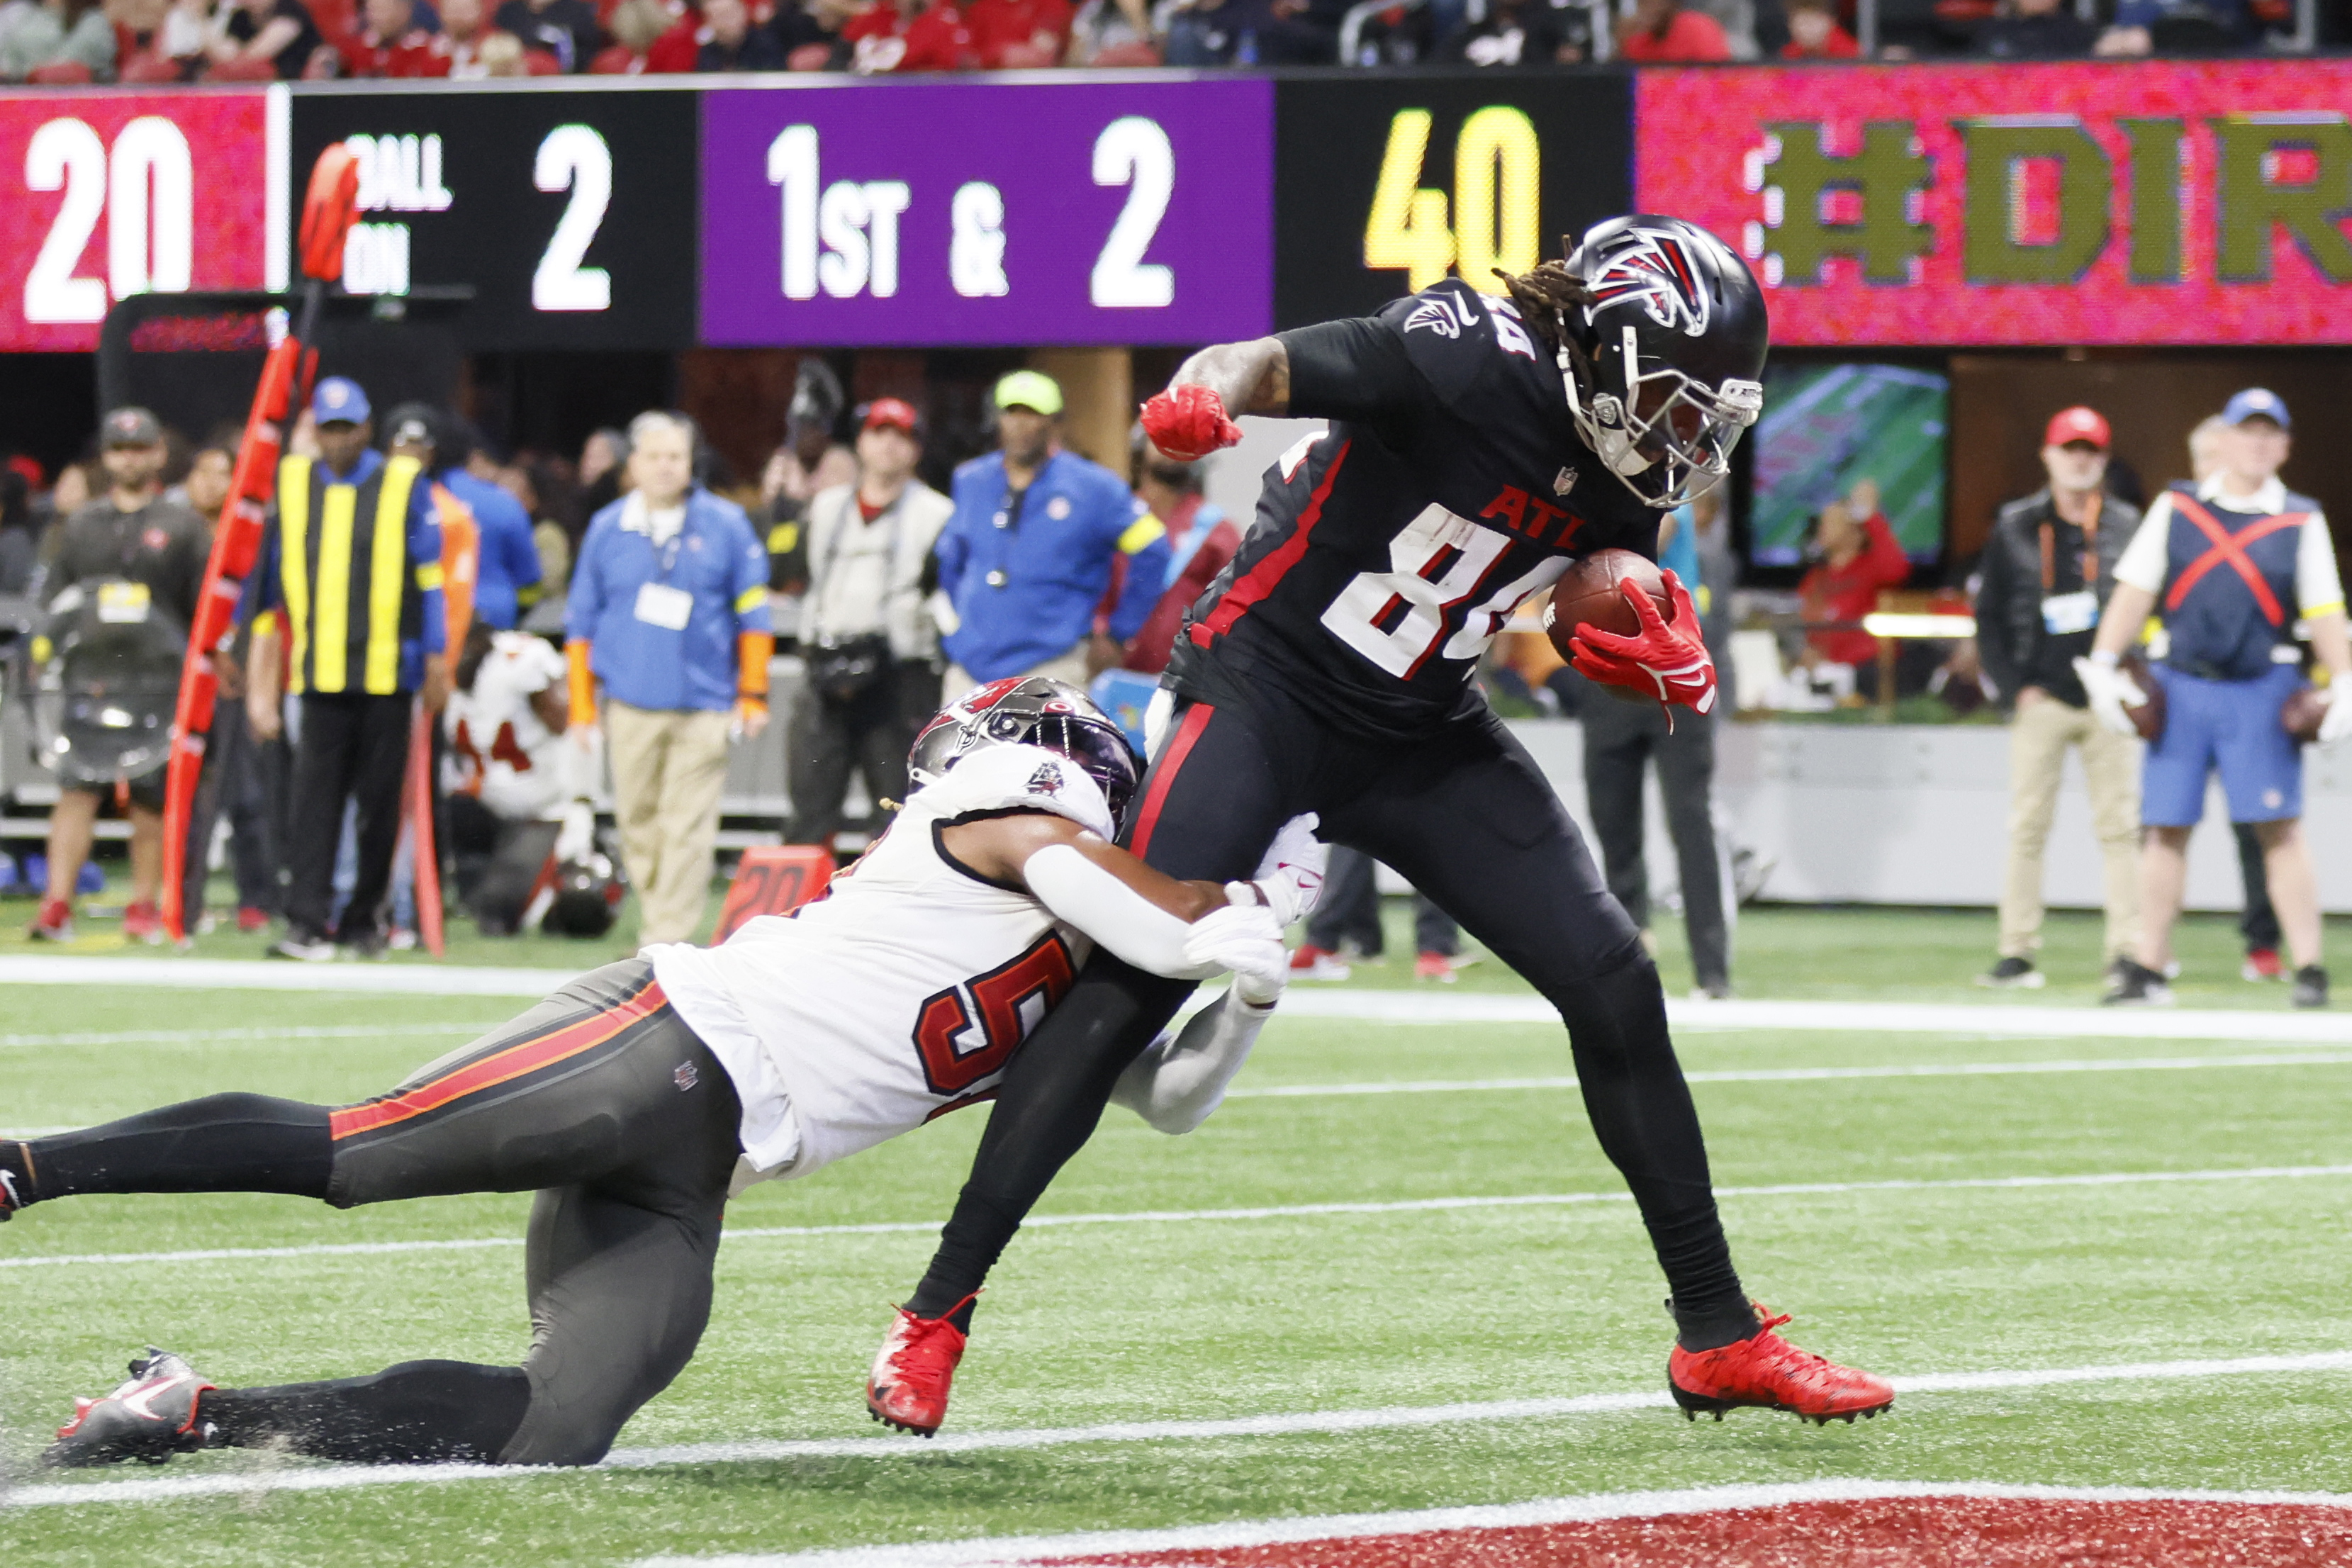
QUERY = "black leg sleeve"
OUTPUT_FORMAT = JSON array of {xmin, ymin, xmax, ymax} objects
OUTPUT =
[
  {"xmin": 16, "ymin": 1094, "xmax": 332, "ymax": 1204},
  {"xmin": 201, "ymin": 1362, "xmax": 531, "ymax": 1465},
  {"xmin": 1328, "ymin": 713, "xmax": 1749, "ymax": 1344},
  {"xmin": 907, "ymin": 954, "xmax": 1194, "ymax": 1319},
  {"xmin": 905, "ymin": 699, "xmax": 1299, "ymax": 1318}
]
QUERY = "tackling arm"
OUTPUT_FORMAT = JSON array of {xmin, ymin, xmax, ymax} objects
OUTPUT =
[{"xmin": 1109, "ymin": 992, "xmax": 1277, "ymax": 1135}]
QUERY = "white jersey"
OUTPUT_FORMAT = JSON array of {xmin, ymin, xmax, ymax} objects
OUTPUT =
[
  {"xmin": 649, "ymin": 743, "xmax": 1115, "ymax": 1185},
  {"xmin": 444, "ymin": 632, "xmax": 569, "ymax": 821}
]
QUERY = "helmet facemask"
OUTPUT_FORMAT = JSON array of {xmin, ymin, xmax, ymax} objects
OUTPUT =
[{"xmin": 1565, "ymin": 324, "xmax": 1762, "ymax": 510}]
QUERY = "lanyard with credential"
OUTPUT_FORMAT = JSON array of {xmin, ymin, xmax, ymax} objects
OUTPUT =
[{"xmin": 2038, "ymin": 491, "xmax": 2100, "ymax": 594}]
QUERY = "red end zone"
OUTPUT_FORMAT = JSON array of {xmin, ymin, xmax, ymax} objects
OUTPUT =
[{"xmin": 1047, "ymin": 1497, "xmax": 2352, "ymax": 1568}]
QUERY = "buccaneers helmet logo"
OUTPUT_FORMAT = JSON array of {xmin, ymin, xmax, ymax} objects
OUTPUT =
[{"xmin": 1585, "ymin": 229, "xmax": 1711, "ymax": 337}]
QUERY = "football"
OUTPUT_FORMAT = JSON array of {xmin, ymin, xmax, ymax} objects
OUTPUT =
[
  {"xmin": 1544, "ymin": 547, "xmax": 1671, "ymax": 649},
  {"xmin": 2281, "ymin": 683, "xmax": 2330, "ymax": 744}
]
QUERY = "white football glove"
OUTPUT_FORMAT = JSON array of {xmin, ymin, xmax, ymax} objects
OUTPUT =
[
  {"xmin": 1181, "ymin": 903, "xmax": 1290, "ymax": 1007},
  {"xmin": 2319, "ymin": 686, "xmax": 2352, "ymax": 749},
  {"xmin": 552, "ymin": 799, "xmax": 597, "ymax": 865},
  {"xmin": 1227, "ymin": 813, "xmax": 1327, "ymax": 926},
  {"xmin": 2073, "ymin": 652, "xmax": 2146, "ymax": 738}
]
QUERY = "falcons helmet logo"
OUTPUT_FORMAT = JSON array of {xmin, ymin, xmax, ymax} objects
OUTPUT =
[{"xmin": 1584, "ymin": 229, "xmax": 1711, "ymax": 337}]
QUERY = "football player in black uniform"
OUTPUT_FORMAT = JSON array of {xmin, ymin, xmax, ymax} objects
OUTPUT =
[{"xmin": 866, "ymin": 216, "xmax": 1893, "ymax": 1438}]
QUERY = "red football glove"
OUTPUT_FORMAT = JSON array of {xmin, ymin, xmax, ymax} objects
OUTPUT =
[
  {"xmin": 1141, "ymin": 384, "xmax": 1243, "ymax": 462},
  {"xmin": 1569, "ymin": 570, "xmax": 1718, "ymax": 717}
]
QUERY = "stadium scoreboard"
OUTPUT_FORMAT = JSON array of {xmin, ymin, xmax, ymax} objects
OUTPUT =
[
  {"xmin": 286, "ymin": 87, "xmax": 698, "ymax": 351},
  {"xmin": 4, "ymin": 68, "xmax": 2352, "ymax": 354}
]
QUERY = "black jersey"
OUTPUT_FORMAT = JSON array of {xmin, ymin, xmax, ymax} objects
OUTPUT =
[{"xmin": 1165, "ymin": 280, "xmax": 1662, "ymax": 739}]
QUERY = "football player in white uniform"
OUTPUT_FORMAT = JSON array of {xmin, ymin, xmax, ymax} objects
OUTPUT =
[
  {"xmin": 444, "ymin": 625, "xmax": 574, "ymax": 823},
  {"xmin": 11, "ymin": 678, "xmax": 1324, "ymax": 1470}
]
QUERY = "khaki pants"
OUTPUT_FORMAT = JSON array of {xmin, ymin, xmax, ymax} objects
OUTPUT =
[
  {"xmin": 605, "ymin": 700, "xmax": 734, "ymax": 946},
  {"xmin": 940, "ymin": 642, "xmax": 1091, "ymax": 706},
  {"xmin": 1999, "ymin": 695, "xmax": 2141, "ymax": 961}
]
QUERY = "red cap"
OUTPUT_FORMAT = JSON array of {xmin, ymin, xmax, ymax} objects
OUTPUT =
[
  {"xmin": 2044, "ymin": 406, "xmax": 2110, "ymax": 450},
  {"xmin": 862, "ymin": 397, "xmax": 920, "ymax": 435}
]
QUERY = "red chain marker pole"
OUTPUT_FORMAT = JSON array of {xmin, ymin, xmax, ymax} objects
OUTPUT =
[{"xmin": 160, "ymin": 147, "xmax": 359, "ymax": 945}]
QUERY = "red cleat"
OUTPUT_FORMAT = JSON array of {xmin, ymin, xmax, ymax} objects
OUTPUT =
[
  {"xmin": 27, "ymin": 897, "xmax": 74, "ymax": 942},
  {"xmin": 1668, "ymin": 1304, "xmax": 1893, "ymax": 1426},
  {"xmin": 121, "ymin": 900, "xmax": 164, "ymax": 943},
  {"xmin": 866, "ymin": 1294, "xmax": 974, "ymax": 1437},
  {"xmin": 236, "ymin": 906, "xmax": 272, "ymax": 934}
]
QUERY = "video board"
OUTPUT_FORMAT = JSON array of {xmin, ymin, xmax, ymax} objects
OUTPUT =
[
  {"xmin": 0, "ymin": 88, "xmax": 272, "ymax": 353},
  {"xmin": 699, "ymin": 79, "xmax": 1272, "ymax": 347},
  {"xmin": 1636, "ymin": 61, "xmax": 2352, "ymax": 345}
]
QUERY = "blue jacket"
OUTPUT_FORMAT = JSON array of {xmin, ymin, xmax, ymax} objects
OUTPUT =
[
  {"xmin": 936, "ymin": 449, "xmax": 1170, "ymax": 681},
  {"xmin": 438, "ymin": 469, "xmax": 542, "ymax": 632},
  {"xmin": 567, "ymin": 488, "xmax": 772, "ymax": 713}
]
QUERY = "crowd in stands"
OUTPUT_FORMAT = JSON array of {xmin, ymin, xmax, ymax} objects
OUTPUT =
[{"xmin": 0, "ymin": 0, "xmax": 2326, "ymax": 82}]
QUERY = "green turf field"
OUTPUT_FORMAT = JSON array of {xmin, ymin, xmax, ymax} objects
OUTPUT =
[{"xmin": 4, "ymin": 906, "xmax": 2350, "ymax": 1565}]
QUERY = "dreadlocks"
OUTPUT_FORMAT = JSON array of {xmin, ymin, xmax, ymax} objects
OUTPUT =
[{"xmin": 1496, "ymin": 259, "xmax": 1594, "ymax": 352}]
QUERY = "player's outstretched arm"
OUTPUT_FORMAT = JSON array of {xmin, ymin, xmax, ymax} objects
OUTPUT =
[
  {"xmin": 1139, "ymin": 339, "xmax": 1290, "ymax": 462},
  {"xmin": 1110, "ymin": 993, "xmax": 1275, "ymax": 1136},
  {"xmin": 939, "ymin": 810, "xmax": 1281, "ymax": 982}
]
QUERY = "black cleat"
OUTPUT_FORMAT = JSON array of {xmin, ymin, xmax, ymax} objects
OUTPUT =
[
  {"xmin": 2292, "ymin": 965, "xmax": 2329, "ymax": 1010},
  {"xmin": 1975, "ymin": 956, "xmax": 2044, "ymax": 990},
  {"xmin": 2103, "ymin": 958, "xmax": 2173, "ymax": 1007},
  {"xmin": 43, "ymin": 1349, "xmax": 217, "ymax": 1468}
]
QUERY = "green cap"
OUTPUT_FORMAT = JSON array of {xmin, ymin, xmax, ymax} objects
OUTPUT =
[{"xmin": 992, "ymin": 369, "xmax": 1064, "ymax": 418}]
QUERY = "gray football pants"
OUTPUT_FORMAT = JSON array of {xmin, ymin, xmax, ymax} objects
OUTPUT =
[{"xmin": 321, "ymin": 958, "xmax": 743, "ymax": 1465}]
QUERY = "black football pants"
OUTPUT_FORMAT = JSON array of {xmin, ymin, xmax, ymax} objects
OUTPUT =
[
  {"xmin": 909, "ymin": 688, "xmax": 1748, "ymax": 1338},
  {"xmin": 284, "ymin": 691, "xmax": 411, "ymax": 944},
  {"xmin": 16, "ymin": 961, "xmax": 742, "ymax": 1466}
]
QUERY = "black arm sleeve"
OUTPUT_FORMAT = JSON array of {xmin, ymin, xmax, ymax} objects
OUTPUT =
[{"xmin": 1277, "ymin": 318, "xmax": 1428, "ymax": 427}]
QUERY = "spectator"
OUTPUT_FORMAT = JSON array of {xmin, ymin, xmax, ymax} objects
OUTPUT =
[
  {"xmin": 964, "ymin": 0, "xmax": 1071, "ymax": 65},
  {"xmin": 26, "ymin": 408, "xmax": 208, "ymax": 943},
  {"xmin": 0, "ymin": 468, "xmax": 37, "ymax": 595},
  {"xmin": 846, "ymin": 0, "xmax": 977, "ymax": 74},
  {"xmin": 578, "ymin": 426, "xmax": 628, "ymax": 520},
  {"xmin": 200, "ymin": 0, "xmax": 323, "ymax": 75},
  {"xmin": 1973, "ymin": 407, "xmax": 2141, "ymax": 993},
  {"xmin": 0, "ymin": 0, "xmax": 115, "ymax": 77},
  {"xmin": 437, "ymin": 0, "xmax": 511, "ymax": 72},
  {"xmin": 1163, "ymin": 0, "xmax": 1340, "ymax": 62},
  {"xmin": 1443, "ymin": 0, "xmax": 1589, "ymax": 62},
  {"xmin": 763, "ymin": 359, "xmax": 856, "ymax": 643},
  {"xmin": 174, "ymin": 442, "xmax": 235, "ymax": 525},
  {"xmin": 1976, "ymin": 0, "xmax": 2094, "ymax": 55},
  {"xmin": 2088, "ymin": 389, "xmax": 2351, "ymax": 1009},
  {"xmin": 494, "ymin": 0, "xmax": 599, "ymax": 67},
  {"xmin": 388, "ymin": 406, "xmax": 542, "ymax": 632},
  {"xmin": 342, "ymin": 0, "xmax": 449, "ymax": 74},
  {"xmin": 2095, "ymin": 0, "xmax": 2258, "ymax": 53},
  {"xmin": 934, "ymin": 370, "xmax": 1169, "ymax": 699},
  {"xmin": 245, "ymin": 377, "xmax": 449, "ymax": 961},
  {"xmin": 1779, "ymin": 0, "xmax": 1854, "ymax": 54},
  {"xmin": 695, "ymin": 0, "xmax": 784, "ymax": 65},
  {"xmin": 1579, "ymin": 502, "xmax": 1734, "ymax": 998},
  {"xmin": 1121, "ymin": 448, "xmax": 1238, "ymax": 675},
  {"xmin": 1615, "ymin": 0, "xmax": 1731, "ymax": 60},
  {"xmin": 1064, "ymin": 0, "xmax": 1153, "ymax": 61},
  {"xmin": 774, "ymin": 0, "xmax": 857, "ymax": 65},
  {"xmin": 476, "ymin": 26, "xmax": 528, "ymax": 67},
  {"xmin": 786, "ymin": 398, "xmax": 952, "ymax": 853},
  {"xmin": 565, "ymin": 411, "xmax": 772, "ymax": 946},
  {"xmin": 1798, "ymin": 479, "xmax": 1910, "ymax": 686}
]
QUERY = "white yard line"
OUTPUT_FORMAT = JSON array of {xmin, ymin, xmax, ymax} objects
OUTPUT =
[
  {"xmin": 0, "ymin": 1023, "xmax": 498, "ymax": 1051},
  {"xmin": 1228, "ymin": 1051, "xmax": 2352, "ymax": 1099},
  {"xmin": 9, "ymin": 1163, "xmax": 2352, "ymax": 1272},
  {"xmin": 632, "ymin": 1479, "xmax": 2352, "ymax": 1567},
  {"xmin": 2, "ymin": 956, "xmax": 2344, "ymax": 1042},
  {"xmin": 15, "ymin": 1353, "xmax": 2352, "ymax": 1510}
]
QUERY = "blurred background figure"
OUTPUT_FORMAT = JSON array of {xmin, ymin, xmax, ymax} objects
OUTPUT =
[
  {"xmin": 1578, "ymin": 501, "xmax": 1733, "ymax": 999},
  {"xmin": 25, "ymin": 407, "xmax": 206, "ymax": 943},
  {"xmin": 1290, "ymin": 846, "xmax": 1467, "ymax": 982},
  {"xmin": 934, "ymin": 370, "xmax": 1167, "ymax": 700},
  {"xmin": 1121, "ymin": 440, "xmax": 1238, "ymax": 677},
  {"xmin": 2087, "ymin": 389, "xmax": 2350, "ymax": 1009},
  {"xmin": 785, "ymin": 398, "xmax": 951, "ymax": 853},
  {"xmin": 566, "ymin": 411, "xmax": 772, "ymax": 946},
  {"xmin": 1973, "ymin": 407, "xmax": 2141, "ymax": 993},
  {"xmin": 762, "ymin": 359, "xmax": 857, "ymax": 649},
  {"xmin": 1798, "ymin": 479, "xmax": 1910, "ymax": 700}
]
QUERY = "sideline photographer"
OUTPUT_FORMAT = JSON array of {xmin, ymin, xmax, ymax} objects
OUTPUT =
[{"xmin": 787, "ymin": 398, "xmax": 951, "ymax": 851}]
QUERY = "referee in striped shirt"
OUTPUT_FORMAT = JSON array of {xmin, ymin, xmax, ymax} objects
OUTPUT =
[{"xmin": 246, "ymin": 377, "xmax": 448, "ymax": 961}]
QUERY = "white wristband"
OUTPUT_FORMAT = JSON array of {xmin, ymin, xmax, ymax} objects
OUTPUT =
[{"xmin": 2089, "ymin": 649, "xmax": 2119, "ymax": 669}]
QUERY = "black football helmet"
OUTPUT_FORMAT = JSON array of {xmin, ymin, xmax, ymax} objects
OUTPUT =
[
  {"xmin": 907, "ymin": 676, "xmax": 1141, "ymax": 825},
  {"xmin": 1558, "ymin": 215, "xmax": 1768, "ymax": 510}
]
